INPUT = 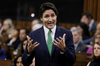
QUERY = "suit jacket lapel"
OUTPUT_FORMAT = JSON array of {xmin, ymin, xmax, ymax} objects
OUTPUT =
[
  {"xmin": 38, "ymin": 27, "xmax": 49, "ymax": 56},
  {"xmin": 51, "ymin": 26, "xmax": 61, "ymax": 57},
  {"xmin": 75, "ymin": 42, "xmax": 82, "ymax": 52}
]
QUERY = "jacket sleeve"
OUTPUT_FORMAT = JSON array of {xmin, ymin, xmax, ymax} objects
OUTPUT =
[
  {"xmin": 64, "ymin": 31, "xmax": 76, "ymax": 64},
  {"xmin": 22, "ymin": 32, "xmax": 35, "ymax": 66}
]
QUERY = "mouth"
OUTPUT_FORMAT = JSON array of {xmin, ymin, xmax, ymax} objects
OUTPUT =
[{"xmin": 48, "ymin": 22, "xmax": 54, "ymax": 25}]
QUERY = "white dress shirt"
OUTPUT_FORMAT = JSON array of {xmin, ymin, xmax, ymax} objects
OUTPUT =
[
  {"xmin": 89, "ymin": 19, "xmax": 94, "ymax": 31},
  {"xmin": 43, "ymin": 25, "xmax": 56, "ymax": 43},
  {"xmin": 74, "ymin": 39, "xmax": 80, "ymax": 50},
  {"xmin": 43, "ymin": 25, "xmax": 64, "ymax": 54}
]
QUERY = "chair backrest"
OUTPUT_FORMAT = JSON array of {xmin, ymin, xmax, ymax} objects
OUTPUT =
[
  {"xmin": 73, "ymin": 52, "xmax": 92, "ymax": 66},
  {"xmin": 0, "ymin": 59, "xmax": 12, "ymax": 66}
]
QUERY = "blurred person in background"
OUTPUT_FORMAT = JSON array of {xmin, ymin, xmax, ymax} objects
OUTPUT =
[
  {"xmin": 13, "ymin": 54, "xmax": 24, "ymax": 66},
  {"xmin": 32, "ymin": 24, "xmax": 42, "ymax": 31},
  {"xmin": 87, "ymin": 42, "xmax": 100, "ymax": 66},
  {"xmin": 83, "ymin": 22, "xmax": 100, "ymax": 44},
  {"xmin": 0, "ymin": 34, "xmax": 7, "ymax": 59},
  {"xmin": 17, "ymin": 27, "xmax": 29, "ymax": 49},
  {"xmin": 17, "ymin": 38, "xmax": 27, "ymax": 55},
  {"xmin": 31, "ymin": 18, "xmax": 43, "ymax": 31},
  {"xmin": 0, "ymin": 18, "xmax": 14, "ymax": 38},
  {"xmin": 81, "ymin": 11, "xmax": 97, "ymax": 33},
  {"xmin": 77, "ymin": 22, "xmax": 90, "ymax": 40},
  {"xmin": 0, "ymin": 19, "xmax": 2, "ymax": 29},
  {"xmin": 30, "ymin": 58, "xmax": 35, "ymax": 66},
  {"xmin": 70, "ymin": 27, "xmax": 88, "ymax": 53},
  {"xmin": 86, "ymin": 32, "xmax": 100, "ymax": 54},
  {"xmin": 5, "ymin": 27, "xmax": 21, "ymax": 50}
]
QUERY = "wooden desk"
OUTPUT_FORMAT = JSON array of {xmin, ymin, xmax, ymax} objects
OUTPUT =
[
  {"xmin": 73, "ymin": 53, "xmax": 92, "ymax": 66},
  {"xmin": 0, "ymin": 59, "xmax": 12, "ymax": 66}
]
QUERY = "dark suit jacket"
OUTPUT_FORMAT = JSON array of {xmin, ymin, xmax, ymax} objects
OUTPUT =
[
  {"xmin": 5, "ymin": 38, "xmax": 21, "ymax": 50},
  {"xmin": 90, "ymin": 21, "xmax": 97, "ymax": 33},
  {"xmin": 22, "ymin": 26, "xmax": 76, "ymax": 66},
  {"xmin": 75, "ymin": 42, "xmax": 88, "ymax": 53}
]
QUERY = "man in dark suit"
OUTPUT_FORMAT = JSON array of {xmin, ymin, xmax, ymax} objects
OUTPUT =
[
  {"xmin": 70, "ymin": 27, "xmax": 88, "ymax": 53},
  {"xmin": 81, "ymin": 11, "xmax": 97, "ymax": 33},
  {"xmin": 22, "ymin": 2, "xmax": 76, "ymax": 66}
]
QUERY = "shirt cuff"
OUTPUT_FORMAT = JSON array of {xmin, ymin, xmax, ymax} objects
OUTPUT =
[
  {"xmin": 60, "ymin": 51, "xmax": 64, "ymax": 54},
  {"xmin": 27, "ymin": 54, "xmax": 30, "ymax": 56}
]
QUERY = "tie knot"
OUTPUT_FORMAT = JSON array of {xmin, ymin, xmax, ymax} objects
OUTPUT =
[{"xmin": 49, "ymin": 30, "xmax": 52, "ymax": 33}]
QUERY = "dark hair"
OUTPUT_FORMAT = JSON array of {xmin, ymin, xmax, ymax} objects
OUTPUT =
[
  {"xmin": 13, "ymin": 54, "xmax": 22, "ymax": 66},
  {"xmin": 18, "ymin": 38, "xmax": 27, "ymax": 55},
  {"xmin": 39, "ymin": 2, "xmax": 58, "ymax": 18},
  {"xmin": 82, "ymin": 11, "xmax": 93, "ymax": 19},
  {"xmin": 78, "ymin": 22, "xmax": 90, "ymax": 40},
  {"xmin": 20, "ymin": 27, "xmax": 29, "ymax": 35}
]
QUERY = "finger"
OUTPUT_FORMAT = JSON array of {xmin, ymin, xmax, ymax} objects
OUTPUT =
[
  {"xmin": 27, "ymin": 35, "xmax": 31, "ymax": 41},
  {"xmin": 34, "ymin": 43, "xmax": 40, "ymax": 48},
  {"xmin": 32, "ymin": 42, "xmax": 38, "ymax": 46},
  {"xmin": 56, "ymin": 38, "xmax": 61, "ymax": 42},
  {"xmin": 52, "ymin": 41, "xmax": 59, "ymax": 47},
  {"xmin": 59, "ymin": 36, "xmax": 63, "ymax": 40},
  {"xmin": 63, "ymin": 33, "xmax": 66, "ymax": 40},
  {"xmin": 28, "ymin": 39, "xmax": 33, "ymax": 47},
  {"xmin": 53, "ymin": 39, "xmax": 59, "ymax": 44}
]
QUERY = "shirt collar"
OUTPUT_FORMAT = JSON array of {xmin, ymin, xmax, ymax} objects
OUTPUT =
[
  {"xmin": 43, "ymin": 25, "xmax": 56, "ymax": 34},
  {"xmin": 89, "ymin": 19, "xmax": 94, "ymax": 27},
  {"xmin": 74, "ymin": 38, "xmax": 81, "ymax": 47}
]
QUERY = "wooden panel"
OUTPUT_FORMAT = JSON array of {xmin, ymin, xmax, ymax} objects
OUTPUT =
[
  {"xmin": 12, "ymin": 20, "xmax": 17, "ymax": 27},
  {"xmin": 93, "ymin": 0, "xmax": 98, "ymax": 21},
  {"xmin": 0, "ymin": 59, "xmax": 12, "ymax": 66},
  {"xmin": 89, "ymin": 0, "xmax": 94, "ymax": 14},
  {"xmin": 1, "ymin": 44, "xmax": 8, "ymax": 52},
  {"xmin": 84, "ymin": 0, "xmax": 88, "ymax": 12},
  {"xmin": 22, "ymin": 21, "xmax": 27, "ymax": 27},
  {"xmin": 26, "ymin": 21, "xmax": 32, "ymax": 32},
  {"xmin": 16, "ymin": 21, "xmax": 23, "ymax": 28},
  {"xmin": 65, "ymin": 23, "xmax": 72, "ymax": 30},
  {"xmin": 73, "ymin": 53, "xmax": 91, "ymax": 66},
  {"xmin": 97, "ymin": 0, "xmax": 100, "ymax": 22},
  {"xmin": 2, "ymin": 35, "xmax": 9, "ymax": 43}
]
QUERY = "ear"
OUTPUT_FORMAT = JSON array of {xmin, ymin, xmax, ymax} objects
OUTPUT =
[
  {"xmin": 88, "ymin": 16, "xmax": 91, "ymax": 20},
  {"xmin": 40, "ymin": 18, "xmax": 42, "ymax": 21}
]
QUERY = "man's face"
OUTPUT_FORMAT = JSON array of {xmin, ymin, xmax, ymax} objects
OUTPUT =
[
  {"xmin": 72, "ymin": 31, "xmax": 81, "ymax": 44},
  {"xmin": 96, "ymin": 23, "xmax": 100, "ymax": 32},
  {"xmin": 19, "ymin": 29, "xmax": 26, "ymax": 41},
  {"xmin": 41, "ymin": 9, "xmax": 57, "ymax": 29},
  {"xmin": 81, "ymin": 15, "xmax": 90, "ymax": 25},
  {"xmin": 31, "ymin": 20, "xmax": 39, "ymax": 30},
  {"xmin": 95, "ymin": 35, "xmax": 100, "ymax": 42}
]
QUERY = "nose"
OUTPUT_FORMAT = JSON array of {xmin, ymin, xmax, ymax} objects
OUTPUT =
[
  {"xmin": 18, "ymin": 63, "xmax": 22, "ymax": 66},
  {"xmin": 49, "ymin": 17, "xmax": 52, "ymax": 22}
]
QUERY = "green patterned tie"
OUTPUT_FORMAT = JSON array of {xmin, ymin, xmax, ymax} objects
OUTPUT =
[{"xmin": 47, "ymin": 30, "xmax": 53, "ymax": 55}]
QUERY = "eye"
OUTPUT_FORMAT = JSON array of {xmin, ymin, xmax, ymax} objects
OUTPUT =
[
  {"xmin": 94, "ymin": 48, "xmax": 96, "ymax": 50},
  {"xmin": 45, "ymin": 15, "xmax": 49, "ymax": 18},
  {"xmin": 98, "ymin": 48, "xmax": 100, "ymax": 49},
  {"xmin": 16, "ymin": 61, "xmax": 19, "ymax": 63},
  {"xmin": 51, "ymin": 14, "xmax": 55, "ymax": 17}
]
